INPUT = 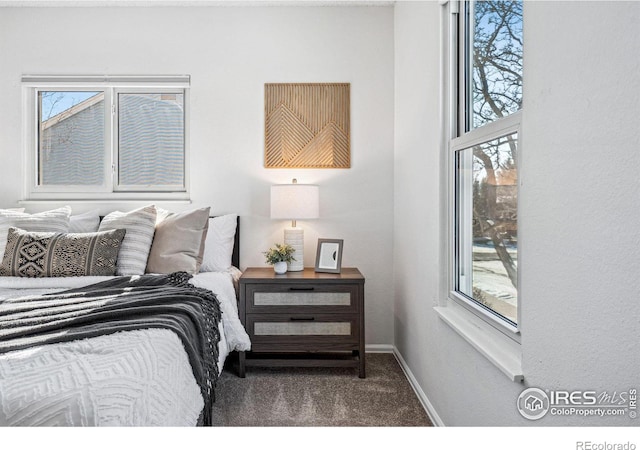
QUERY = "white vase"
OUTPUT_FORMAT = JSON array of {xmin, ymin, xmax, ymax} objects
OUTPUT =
[{"xmin": 273, "ymin": 261, "xmax": 288, "ymax": 274}]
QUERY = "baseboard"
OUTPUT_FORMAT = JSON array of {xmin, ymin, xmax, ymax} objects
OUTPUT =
[
  {"xmin": 390, "ymin": 347, "xmax": 445, "ymax": 427},
  {"xmin": 365, "ymin": 344, "xmax": 395, "ymax": 353}
]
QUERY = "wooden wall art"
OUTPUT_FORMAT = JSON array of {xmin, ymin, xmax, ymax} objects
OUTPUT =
[{"xmin": 265, "ymin": 83, "xmax": 350, "ymax": 168}]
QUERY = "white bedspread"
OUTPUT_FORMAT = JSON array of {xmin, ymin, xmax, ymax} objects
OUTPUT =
[
  {"xmin": 0, "ymin": 329, "xmax": 203, "ymax": 426},
  {"xmin": 0, "ymin": 270, "xmax": 251, "ymax": 427}
]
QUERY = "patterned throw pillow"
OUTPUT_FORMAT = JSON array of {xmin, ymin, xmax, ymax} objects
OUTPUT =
[{"xmin": 0, "ymin": 227, "xmax": 126, "ymax": 278}]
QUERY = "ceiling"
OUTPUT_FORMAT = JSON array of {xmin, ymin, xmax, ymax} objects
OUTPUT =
[{"xmin": 0, "ymin": 0, "xmax": 395, "ymax": 6}]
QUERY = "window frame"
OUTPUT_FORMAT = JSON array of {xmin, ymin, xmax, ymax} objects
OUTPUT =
[
  {"xmin": 450, "ymin": 112, "xmax": 521, "ymax": 336},
  {"xmin": 22, "ymin": 75, "xmax": 190, "ymax": 201},
  {"xmin": 446, "ymin": 0, "xmax": 523, "ymax": 340}
]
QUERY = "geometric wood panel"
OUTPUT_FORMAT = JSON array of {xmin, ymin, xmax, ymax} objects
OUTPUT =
[{"xmin": 265, "ymin": 83, "xmax": 350, "ymax": 168}]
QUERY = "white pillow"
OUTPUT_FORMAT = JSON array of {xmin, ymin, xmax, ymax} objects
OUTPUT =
[
  {"xmin": 154, "ymin": 206, "xmax": 173, "ymax": 225},
  {"xmin": 69, "ymin": 210, "xmax": 101, "ymax": 233},
  {"xmin": 0, "ymin": 206, "xmax": 72, "ymax": 258},
  {"xmin": 98, "ymin": 205, "xmax": 157, "ymax": 276},
  {"xmin": 200, "ymin": 214, "xmax": 237, "ymax": 273}
]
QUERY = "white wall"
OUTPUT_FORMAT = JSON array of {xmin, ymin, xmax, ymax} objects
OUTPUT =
[
  {"xmin": 520, "ymin": 0, "xmax": 640, "ymax": 412},
  {"xmin": 0, "ymin": 5, "xmax": 395, "ymax": 346},
  {"xmin": 394, "ymin": 0, "xmax": 640, "ymax": 426}
]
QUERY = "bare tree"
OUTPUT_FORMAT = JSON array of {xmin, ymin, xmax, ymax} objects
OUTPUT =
[
  {"xmin": 469, "ymin": 0, "xmax": 522, "ymax": 289},
  {"xmin": 472, "ymin": 0, "xmax": 523, "ymax": 128}
]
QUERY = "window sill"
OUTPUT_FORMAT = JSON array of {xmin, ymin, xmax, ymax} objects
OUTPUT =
[
  {"xmin": 434, "ymin": 302, "xmax": 523, "ymax": 382},
  {"xmin": 19, "ymin": 199, "xmax": 192, "ymax": 206}
]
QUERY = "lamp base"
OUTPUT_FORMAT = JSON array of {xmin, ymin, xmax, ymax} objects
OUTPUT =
[{"xmin": 284, "ymin": 227, "xmax": 304, "ymax": 272}]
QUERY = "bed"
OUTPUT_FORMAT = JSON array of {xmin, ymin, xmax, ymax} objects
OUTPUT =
[{"xmin": 0, "ymin": 206, "xmax": 251, "ymax": 427}]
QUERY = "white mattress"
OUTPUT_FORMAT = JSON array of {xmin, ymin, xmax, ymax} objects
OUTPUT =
[{"xmin": 0, "ymin": 270, "xmax": 251, "ymax": 426}]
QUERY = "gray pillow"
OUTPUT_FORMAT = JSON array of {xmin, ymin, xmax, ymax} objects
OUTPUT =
[
  {"xmin": 146, "ymin": 207, "xmax": 211, "ymax": 275},
  {"xmin": 0, "ymin": 227, "xmax": 126, "ymax": 278}
]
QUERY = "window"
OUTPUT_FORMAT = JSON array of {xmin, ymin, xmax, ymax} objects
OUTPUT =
[
  {"xmin": 23, "ymin": 76, "xmax": 189, "ymax": 200},
  {"xmin": 460, "ymin": 0, "xmax": 523, "ymax": 132},
  {"xmin": 39, "ymin": 91, "xmax": 105, "ymax": 187},
  {"xmin": 450, "ymin": 1, "xmax": 523, "ymax": 333}
]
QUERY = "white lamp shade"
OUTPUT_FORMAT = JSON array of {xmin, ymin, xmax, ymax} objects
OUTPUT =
[{"xmin": 270, "ymin": 184, "xmax": 319, "ymax": 219}]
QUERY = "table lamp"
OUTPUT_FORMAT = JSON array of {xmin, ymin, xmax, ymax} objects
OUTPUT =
[{"xmin": 270, "ymin": 178, "xmax": 319, "ymax": 272}]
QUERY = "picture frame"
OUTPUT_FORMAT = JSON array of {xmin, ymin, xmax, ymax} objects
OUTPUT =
[{"xmin": 314, "ymin": 239, "xmax": 344, "ymax": 273}]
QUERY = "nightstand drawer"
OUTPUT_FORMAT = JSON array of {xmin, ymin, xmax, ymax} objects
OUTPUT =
[
  {"xmin": 254, "ymin": 321, "xmax": 351, "ymax": 336},
  {"xmin": 246, "ymin": 284, "xmax": 359, "ymax": 314},
  {"xmin": 246, "ymin": 313, "xmax": 360, "ymax": 351}
]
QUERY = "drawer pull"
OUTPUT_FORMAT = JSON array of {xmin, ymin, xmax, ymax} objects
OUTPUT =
[
  {"xmin": 289, "ymin": 316, "xmax": 315, "ymax": 321},
  {"xmin": 289, "ymin": 287, "xmax": 315, "ymax": 291}
]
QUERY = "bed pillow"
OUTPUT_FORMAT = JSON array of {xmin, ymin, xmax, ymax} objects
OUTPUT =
[
  {"xmin": 154, "ymin": 206, "xmax": 173, "ymax": 225},
  {"xmin": 0, "ymin": 227, "xmax": 126, "ymax": 278},
  {"xmin": 200, "ymin": 214, "xmax": 237, "ymax": 273},
  {"xmin": 69, "ymin": 210, "xmax": 101, "ymax": 233},
  {"xmin": 0, "ymin": 206, "xmax": 72, "ymax": 259},
  {"xmin": 98, "ymin": 205, "xmax": 157, "ymax": 275},
  {"xmin": 146, "ymin": 207, "xmax": 211, "ymax": 275}
]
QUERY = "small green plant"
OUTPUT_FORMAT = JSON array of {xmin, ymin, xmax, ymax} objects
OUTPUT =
[{"xmin": 263, "ymin": 243, "xmax": 296, "ymax": 264}]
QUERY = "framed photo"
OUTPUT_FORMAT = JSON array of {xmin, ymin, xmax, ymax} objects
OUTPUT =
[{"xmin": 314, "ymin": 239, "xmax": 344, "ymax": 273}]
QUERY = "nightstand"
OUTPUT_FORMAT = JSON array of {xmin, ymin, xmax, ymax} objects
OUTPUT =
[{"xmin": 238, "ymin": 267, "xmax": 365, "ymax": 378}]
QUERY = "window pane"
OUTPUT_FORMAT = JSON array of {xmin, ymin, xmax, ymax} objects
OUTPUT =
[
  {"xmin": 38, "ymin": 91, "xmax": 105, "ymax": 185},
  {"xmin": 456, "ymin": 133, "xmax": 518, "ymax": 325},
  {"xmin": 468, "ymin": 0, "xmax": 523, "ymax": 130},
  {"xmin": 118, "ymin": 93, "xmax": 185, "ymax": 188}
]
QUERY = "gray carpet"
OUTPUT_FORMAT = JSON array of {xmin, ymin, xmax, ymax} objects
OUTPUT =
[{"xmin": 211, "ymin": 353, "xmax": 432, "ymax": 426}]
